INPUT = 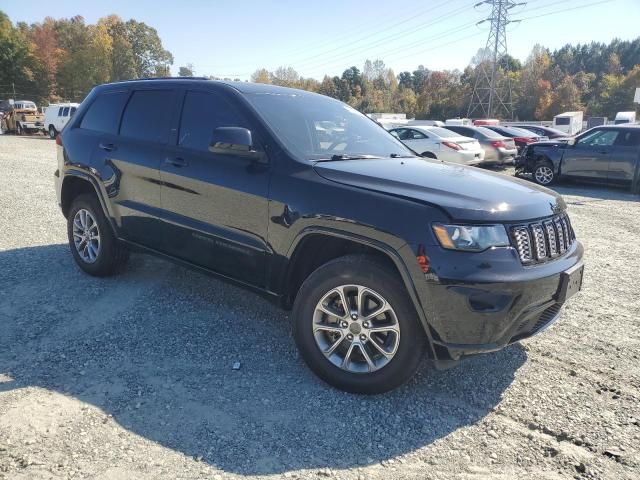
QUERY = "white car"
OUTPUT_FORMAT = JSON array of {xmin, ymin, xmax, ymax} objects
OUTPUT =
[
  {"xmin": 44, "ymin": 103, "xmax": 79, "ymax": 138},
  {"xmin": 389, "ymin": 126, "xmax": 485, "ymax": 165}
]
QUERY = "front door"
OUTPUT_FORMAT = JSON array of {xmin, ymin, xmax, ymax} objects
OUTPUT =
[
  {"xmin": 608, "ymin": 129, "xmax": 640, "ymax": 184},
  {"xmin": 561, "ymin": 128, "xmax": 618, "ymax": 180},
  {"xmin": 159, "ymin": 88, "xmax": 270, "ymax": 287}
]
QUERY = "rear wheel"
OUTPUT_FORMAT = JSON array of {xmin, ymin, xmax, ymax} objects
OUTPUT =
[
  {"xmin": 533, "ymin": 161, "xmax": 556, "ymax": 186},
  {"xmin": 292, "ymin": 255, "xmax": 427, "ymax": 394},
  {"xmin": 16, "ymin": 123, "xmax": 22, "ymax": 135},
  {"xmin": 67, "ymin": 194, "xmax": 129, "ymax": 276},
  {"xmin": 48, "ymin": 125, "xmax": 57, "ymax": 139}
]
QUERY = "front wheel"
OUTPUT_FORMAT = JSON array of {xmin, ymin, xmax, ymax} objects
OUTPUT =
[
  {"xmin": 15, "ymin": 123, "xmax": 22, "ymax": 135},
  {"xmin": 48, "ymin": 125, "xmax": 57, "ymax": 139},
  {"xmin": 533, "ymin": 162, "xmax": 556, "ymax": 186},
  {"xmin": 67, "ymin": 194, "xmax": 129, "ymax": 276},
  {"xmin": 292, "ymin": 255, "xmax": 427, "ymax": 394}
]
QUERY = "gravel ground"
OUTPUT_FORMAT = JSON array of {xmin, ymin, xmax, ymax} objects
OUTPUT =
[{"xmin": 0, "ymin": 134, "xmax": 639, "ymax": 480}]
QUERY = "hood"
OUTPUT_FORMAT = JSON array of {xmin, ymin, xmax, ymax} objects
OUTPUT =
[{"xmin": 313, "ymin": 157, "xmax": 566, "ymax": 222}]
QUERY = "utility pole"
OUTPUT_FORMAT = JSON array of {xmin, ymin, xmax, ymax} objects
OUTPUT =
[{"xmin": 468, "ymin": 0, "xmax": 523, "ymax": 119}]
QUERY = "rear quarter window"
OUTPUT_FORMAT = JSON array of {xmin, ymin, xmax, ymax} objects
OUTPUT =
[
  {"xmin": 80, "ymin": 91, "xmax": 129, "ymax": 134},
  {"xmin": 120, "ymin": 89, "xmax": 177, "ymax": 143}
]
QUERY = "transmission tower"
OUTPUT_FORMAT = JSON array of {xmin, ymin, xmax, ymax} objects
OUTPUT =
[{"xmin": 467, "ymin": 0, "xmax": 523, "ymax": 119}]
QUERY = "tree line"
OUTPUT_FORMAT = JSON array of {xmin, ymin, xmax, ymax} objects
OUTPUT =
[
  {"xmin": 251, "ymin": 40, "xmax": 640, "ymax": 121},
  {"xmin": 1, "ymin": 10, "xmax": 639, "ymax": 120}
]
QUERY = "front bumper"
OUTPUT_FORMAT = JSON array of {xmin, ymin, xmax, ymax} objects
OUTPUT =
[{"xmin": 417, "ymin": 240, "xmax": 584, "ymax": 362}]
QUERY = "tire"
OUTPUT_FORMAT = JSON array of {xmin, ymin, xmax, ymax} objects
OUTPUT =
[
  {"xmin": 533, "ymin": 160, "xmax": 556, "ymax": 186},
  {"xmin": 16, "ymin": 123, "xmax": 22, "ymax": 135},
  {"xmin": 422, "ymin": 151, "xmax": 437, "ymax": 159},
  {"xmin": 67, "ymin": 194, "xmax": 129, "ymax": 276},
  {"xmin": 48, "ymin": 125, "xmax": 57, "ymax": 139},
  {"xmin": 292, "ymin": 254, "xmax": 427, "ymax": 394}
]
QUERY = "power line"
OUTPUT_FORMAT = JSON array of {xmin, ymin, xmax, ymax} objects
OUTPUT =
[
  {"xmin": 196, "ymin": 0, "xmax": 467, "ymax": 73},
  {"xmin": 297, "ymin": 11, "xmax": 476, "ymax": 74},
  {"xmin": 209, "ymin": 1, "xmax": 475, "ymax": 77},
  {"xmin": 518, "ymin": 0, "xmax": 616, "ymax": 20},
  {"xmin": 292, "ymin": 0, "xmax": 463, "ymax": 69}
]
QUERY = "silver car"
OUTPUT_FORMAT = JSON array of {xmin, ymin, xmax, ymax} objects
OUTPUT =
[
  {"xmin": 389, "ymin": 126, "xmax": 485, "ymax": 165},
  {"xmin": 444, "ymin": 125, "xmax": 518, "ymax": 165}
]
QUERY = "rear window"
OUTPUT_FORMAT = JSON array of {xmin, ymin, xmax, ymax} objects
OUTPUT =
[
  {"xmin": 120, "ymin": 90, "xmax": 177, "ymax": 143},
  {"xmin": 475, "ymin": 126, "xmax": 503, "ymax": 138},
  {"xmin": 425, "ymin": 127, "xmax": 459, "ymax": 138},
  {"xmin": 555, "ymin": 117, "xmax": 570, "ymax": 126},
  {"xmin": 80, "ymin": 91, "xmax": 129, "ymax": 134}
]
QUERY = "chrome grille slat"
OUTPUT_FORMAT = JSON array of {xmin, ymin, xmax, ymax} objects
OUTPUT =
[
  {"xmin": 531, "ymin": 223, "xmax": 547, "ymax": 260},
  {"xmin": 544, "ymin": 221, "xmax": 558, "ymax": 257},
  {"xmin": 511, "ymin": 214, "xmax": 575, "ymax": 265},
  {"xmin": 554, "ymin": 217, "xmax": 567, "ymax": 253},
  {"xmin": 512, "ymin": 226, "xmax": 533, "ymax": 263}
]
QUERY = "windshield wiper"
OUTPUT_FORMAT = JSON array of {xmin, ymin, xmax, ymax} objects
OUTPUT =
[{"xmin": 314, "ymin": 154, "xmax": 384, "ymax": 162}]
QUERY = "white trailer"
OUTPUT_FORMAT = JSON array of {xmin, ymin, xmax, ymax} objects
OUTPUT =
[{"xmin": 553, "ymin": 111, "xmax": 583, "ymax": 136}]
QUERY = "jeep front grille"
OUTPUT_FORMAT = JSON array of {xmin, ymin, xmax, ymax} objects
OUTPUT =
[{"xmin": 510, "ymin": 214, "xmax": 575, "ymax": 264}]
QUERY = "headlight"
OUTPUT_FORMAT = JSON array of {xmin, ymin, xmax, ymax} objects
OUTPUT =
[{"xmin": 432, "ymin": 224, "xmax": 510, "ymax": 251}]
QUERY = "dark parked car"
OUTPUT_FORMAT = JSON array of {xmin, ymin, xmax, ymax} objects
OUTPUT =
[
  {"xmin": 515, "ymin": 125, "xmax": 568, "ymax": 139},
  {"xmin": 54, "ymin": 78, "xmax": 584, "ymax": 393},
  {"xmin": 516, "ymin": 125, "xmax": 640, "ymax": 189},
  {"xmin": 484, "ymin": 125, "xmax": 544, "ymax": 152},
  {"xmin": 444, "ymin": 125, "xmax": 518, "ymax": 165}
]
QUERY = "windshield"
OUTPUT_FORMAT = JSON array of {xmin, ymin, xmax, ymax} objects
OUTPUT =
[
  {"xmin": 497, "ymin": 126, "xmax": 535, "ymax": 137},
  {"xmin": 245, "ymin": 91, "xmax": 414, "ymax": 160}
]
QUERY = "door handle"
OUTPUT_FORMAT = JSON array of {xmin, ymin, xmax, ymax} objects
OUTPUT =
[
  {"xmin": 165, "ymin": 157, "xmax": 187, "ymax": 167},
  {"xmin": 99, "ymin": 143, "xmax": 115, "ymax": 152}
]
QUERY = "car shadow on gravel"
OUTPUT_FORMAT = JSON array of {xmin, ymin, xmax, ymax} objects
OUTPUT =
[{"xmin": 0, "ymin": 244, "xmax": 527, "ymax": 475}]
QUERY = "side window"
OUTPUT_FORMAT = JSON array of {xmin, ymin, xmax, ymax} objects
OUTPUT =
[
  {"xmin": 178, "ymin": 90, "xmax": 248, "ymax": 152},
  {"xmin": 62, "ymin": 107, "xmax": 70, "ymax": 117},
  {"xmin": 70, "ymin": 107, "xmax": 77, "ymax": 117},
  {"xmin": 395, "ymin": 129, "xmax": 410, "ymax": 140},
  {"xmin": 577, "ymin": 129, "xmax": 619, "ymax": 147},
  {"xmin": 120, "ymin": 89, "xmax": 177, "ymax": 143},
  {"xmin": 410, "ymin": 130, "xmax": 426, "ymax": 139},
  {"xmin": 80, "ymin": 91, "xmax": 129, "ymax": 134},
  {"xmin": 58, "ymin": 107, "xmax": 64, "ymax": 117},
  {"xmin": 614, "ymin": 130, "xmax": 640, "ymax": 147}
]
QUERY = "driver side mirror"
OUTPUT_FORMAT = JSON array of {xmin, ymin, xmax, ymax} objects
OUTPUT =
[
  {"xmin": 566, "ymin": 137, "xmax": 576, "ymax": 146},
  {"xmin": 209, "ymin": 127, "xmax": 266, "ymax": 163}
]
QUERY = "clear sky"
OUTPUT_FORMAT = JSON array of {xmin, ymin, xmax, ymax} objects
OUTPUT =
[{"xmin": 3, "ymin": 0, "xmax": 640, "ymax": 80}]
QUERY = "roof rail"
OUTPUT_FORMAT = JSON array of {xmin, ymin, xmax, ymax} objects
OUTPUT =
[{"xmin": 111, "ymin": 77, "xmax": 211, "ymax": 83}]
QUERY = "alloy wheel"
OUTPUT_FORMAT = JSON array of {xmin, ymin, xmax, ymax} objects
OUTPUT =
[
  {"xmin": 535, "ymin": 165, "xmax": 554, "ymax": 185},
  {"xmin": 312, "ymin": 285, "xmax": 400, "ymax": 373},
  {"xmin": 72, "ymin": 209, "xmax": 101, "ymax": 263}
]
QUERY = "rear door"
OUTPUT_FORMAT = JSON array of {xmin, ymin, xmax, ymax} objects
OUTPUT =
[
  {"xmin": 158, "ymin": 88, "xmax": 270, "ymax": 286},
  {"xmin": 608, "ymin": 129, "xmax": 640, "ymax": 184},
  {"xmin": 84, "ymin": 88, "xmax": 178, "ymax": 250},
  {"xmin": 561, "ymin": 128, "xmax": 618, "ymax": 180}
]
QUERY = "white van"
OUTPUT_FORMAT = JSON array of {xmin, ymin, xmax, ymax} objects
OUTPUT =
[
  {"xmin": 614, "ymin": 111, "xmax": 637, "ymax": 125},
  {"xmin": 553, "ymin": 111, "xmax": 583, "ymax": 136},
  {"xmin": 44, "ymin": 103, "xmax": 79, "ymax": 138}
]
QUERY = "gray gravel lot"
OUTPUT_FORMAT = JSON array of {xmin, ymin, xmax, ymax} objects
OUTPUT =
[{"xmin": 0, "ymin": 134, "xmax": 639, "ymax": 479}]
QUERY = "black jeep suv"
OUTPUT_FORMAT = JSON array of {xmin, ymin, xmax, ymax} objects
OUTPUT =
[{"xmin": 55, "ymin": 78, "xmax": 584, "ymax": 393}]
